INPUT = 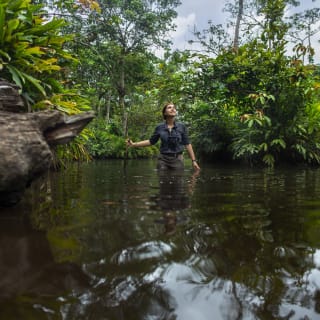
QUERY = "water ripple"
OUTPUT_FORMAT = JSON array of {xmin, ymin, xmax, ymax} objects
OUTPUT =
[{"xmin": 111, "ymin": 241, "xmax": 174, "ymax": 265}]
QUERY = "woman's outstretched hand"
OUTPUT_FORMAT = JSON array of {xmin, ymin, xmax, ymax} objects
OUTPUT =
[{"xmin": 126, "ymin": 139, "xmax": 134, "ymax": 147}]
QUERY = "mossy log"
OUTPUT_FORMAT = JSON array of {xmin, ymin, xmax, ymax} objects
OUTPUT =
[{"xmin": 0, "ymin": 80, "xmax": 94, "ymax": 207}]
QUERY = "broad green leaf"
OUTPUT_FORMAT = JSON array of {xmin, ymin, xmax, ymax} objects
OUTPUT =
[
  {"xmin": 271, "ymin": 139, "xmax": 286, "ymax": 149},
  {"xmin": 5, "ymin": 19, "xmax": 20, "ymax": 39},
  {"xmin": 7, "ymin": 0, "xmax": 29, "ymax": 11},
  {"xmin": 28, "ymin": 18, "xmax": 66, "ymax": 35},
  {"xmin": 22, "ymin": 72, "xmax": 46, "ymax": 96},
  {"xmin": 24, "ymin": 46, "xmax": 44, "ymax": 55},
  {"xmin": 0, "ymin": 49, "xmax": 11, "ymax": 61},
  {"xmin": 7, "ymin": 64, "xmax": 24, "ymax": 87},
  {"xmin": 259, "ymin": 96, "xmax": 265, "ymax": 104}
]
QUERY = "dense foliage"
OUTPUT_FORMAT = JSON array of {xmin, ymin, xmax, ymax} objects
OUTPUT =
[
  {"xmin": 0, "ymin": 0, "xmax": 92, "ymax": 162},
  {"xmin": 186, "ymin": 0, "xmax": 320, "ymax": 167},
  {"xmin": 0, "ymin": 0, "xmax": 90, "ymax": 111},
  {"xmin": 1, "ymin": 0, "xmax": 320, "ymax": 166}
]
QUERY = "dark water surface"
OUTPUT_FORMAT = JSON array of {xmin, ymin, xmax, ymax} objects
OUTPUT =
[{"xmin": 1, "ymin": 160, "xmax": 320, "ymax": 320}]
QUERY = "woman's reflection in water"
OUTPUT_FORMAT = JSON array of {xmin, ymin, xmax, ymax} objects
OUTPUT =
[{"xmin": 153, "ymin": 168, "xmax": 200, "ymax": 235}]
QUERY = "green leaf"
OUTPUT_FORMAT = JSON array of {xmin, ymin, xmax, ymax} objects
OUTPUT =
[
  {"xmin": 260, "ymin": 142, "xmax": 268, "ymax": 152},
  {"xmin": 22, "ymin": 72, "xmax": 46, "ymax": 96},
  {"xmin": 263, "ymin": 115, "xmax": 272, "ymax": 126},
  {"xmin": 295, "ymin": 144, "xmax": 307, "ymax": 159},
  {"xmin": 5, "ymin": 19, "xmax": 20, "ymax": 42},
  {"xmin": 28, "ymin": 18, "xmax": 66, "ymax": 35},
  {"xmin": 263, "ymin": 154, "xmax": 275, "ymax": 167},
  {"xmin": 7, "ymin": 0, "xmax": 29, "ymax": 12},
  {"xmin": 0, "ymin": 49, "xmax": 11, "ymax": 61},
  {"xmin": 259, "ymin": 96, "xmax": 265, "ymax": 104},
  {"xmin": 271, "ymin": 139, "xmax": 286, "ymax": 149},
  {"xmin": 24, "ymin": 46, "xmax": 44, "ymax": 56},
  {"xmin": 0, "ymin": 5, "xmax": 5, "ymax": 45},
  {"xmin": 8, "ymin": 64, "xmax": 46, "ymax": 96},
  {"xmin": 7, "ymin": 64, "xmax": 24, "ymax": 87}
]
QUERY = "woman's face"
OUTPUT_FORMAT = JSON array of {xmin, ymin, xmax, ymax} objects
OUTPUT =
[{"xmin": 164, "ymin": 104, "xmax": 177, "ymax": 118}]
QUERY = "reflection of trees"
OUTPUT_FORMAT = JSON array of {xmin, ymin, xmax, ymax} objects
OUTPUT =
[
  {"xmin": 5, "ymin": 162, "xmax": 320, "ymax": 319},
  {"xmin": 0, "ymin": 217, "xmax": 90, "ymax": 319},
  {"xmin": 171, "ymin": 215, "xmax": 318, "ymax": 319},
  {"xmin": 25, "ymin": 165, "xmax": 85, "ymax": 263},
  {"xmin": 0, "ymin": 164, "xmax": 92, "ymax": 317},
  {"xmin": 183, "ymin": 167, "xmax": 320, "ymax": 319}
]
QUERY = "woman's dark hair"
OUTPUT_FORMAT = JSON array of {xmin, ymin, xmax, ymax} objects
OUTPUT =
[{"xmin": 162, "ymin": 102, "xmax": 174, "ymax": 120}]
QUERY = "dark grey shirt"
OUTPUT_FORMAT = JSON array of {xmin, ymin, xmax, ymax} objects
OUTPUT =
[{"xmin": 149, "ymin": 122, "xmax": 190, "ymax": 154}]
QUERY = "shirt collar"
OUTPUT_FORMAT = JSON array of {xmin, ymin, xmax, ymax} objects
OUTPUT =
[{"xmin": 164, "ymin": 121, "xmax": 176, "ymax": 129}]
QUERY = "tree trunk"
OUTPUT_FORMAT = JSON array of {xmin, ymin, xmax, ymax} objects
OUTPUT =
[
  {"xmin": 117, "ymin": 57, "xmax": 128, "ymax": 137},
  {"xmin": 105, "ymin": 94, "xmax": 111, "ymax": 122},
  {"xmin": 233, "ymin": 0, "xmax": 244, "ymax": 52}
]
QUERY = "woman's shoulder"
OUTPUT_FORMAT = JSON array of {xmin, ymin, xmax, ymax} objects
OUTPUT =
[
  {"xmin": 155, "ymin": 122, "xmax": 166, "ymax": 129},
  {"xmin": 175, "ymin": 121, "xmax": 187, "ymax": 129}
]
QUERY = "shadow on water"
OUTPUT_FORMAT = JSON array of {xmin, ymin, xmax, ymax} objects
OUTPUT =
[{"xmin": 1, "ymin": 160, "xmax": 320, "ymax": 319}]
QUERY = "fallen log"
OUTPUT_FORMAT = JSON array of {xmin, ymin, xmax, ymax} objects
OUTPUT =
[{"xmin": 0, "ymin": 80, "xmax": 94, "ymax": 207}]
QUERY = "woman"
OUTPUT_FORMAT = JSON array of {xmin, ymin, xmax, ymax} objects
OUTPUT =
[{"xmin": 126, "ymin": 103, "xmax": 200, "ymax": 170}]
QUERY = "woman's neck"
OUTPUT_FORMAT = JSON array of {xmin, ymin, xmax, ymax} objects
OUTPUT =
[{"xmin": 166, "ymin": 117, "xmax": 175, "ymax": 127}]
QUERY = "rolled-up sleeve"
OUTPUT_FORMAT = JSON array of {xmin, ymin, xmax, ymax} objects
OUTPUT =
[
  {"xmin": 180, "ymin": 123, "xmax": 190, "ymax": 145},
  {"xmin": 149, "ymin": 125, "xmax": 160, "ymax": 145}
]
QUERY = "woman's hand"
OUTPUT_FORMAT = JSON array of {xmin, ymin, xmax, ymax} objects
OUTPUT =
[
  {"xmin": 192, "ymin": 160, "xmax": 200, "ymax": 170},
  {"xmin": 126, "ymin": 139, "xmax": 134, "ymax": 147},
  {"xmin": 126, "ymin": 140, "xmax": 151, "ymax": 148}
]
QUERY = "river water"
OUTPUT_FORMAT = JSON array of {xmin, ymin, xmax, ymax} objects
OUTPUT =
[{"xmin": 1, "ymin": 160, "xmax": 320, "ymax": 320}]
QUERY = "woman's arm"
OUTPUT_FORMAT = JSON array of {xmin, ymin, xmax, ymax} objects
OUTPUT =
[
  {"xmin": 126, "ymin": 139, "xmax": 151, "ymax": 147},
  {"xmin": 186, "ymin": 144, "xmax": 200, "ymax": 170},
  {"xmin": 127, "ymin": 124, "xmax": 160, "ymax": 148}
]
